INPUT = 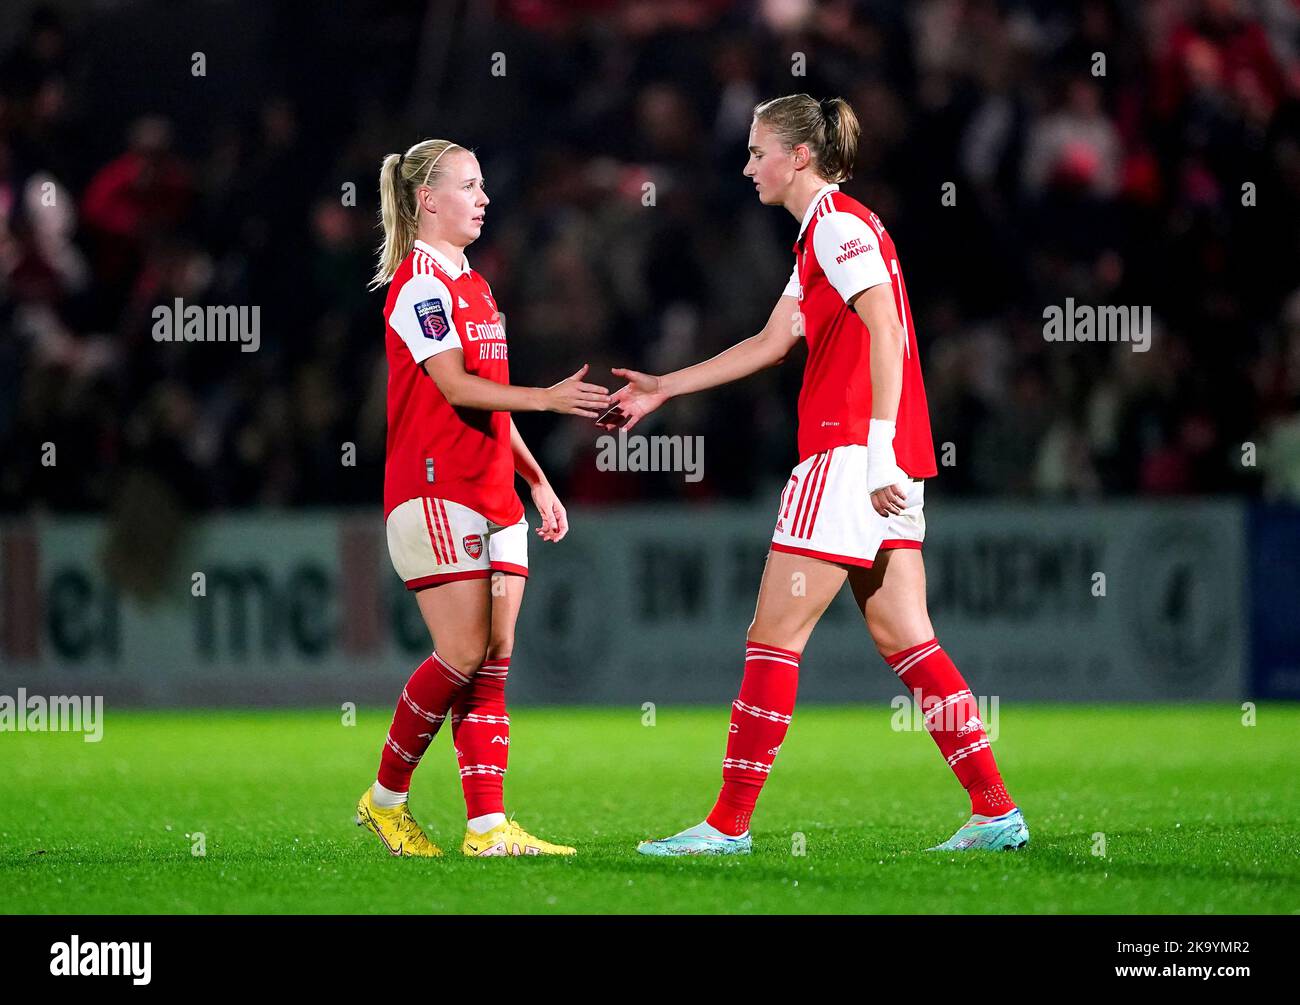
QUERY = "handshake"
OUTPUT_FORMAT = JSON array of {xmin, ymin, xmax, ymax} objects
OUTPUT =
[{"xmin": 540, "ymin": 364, "xmax": 666, "ymax": 432}]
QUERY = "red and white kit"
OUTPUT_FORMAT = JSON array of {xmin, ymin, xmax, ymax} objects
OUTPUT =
[
  {"xmin": 383, "ymin": 240, "xmax": 527, "ymax": 588},
  {"xmin": 772, "ymin": 184, "xmax": 937, "ymax": 568}
]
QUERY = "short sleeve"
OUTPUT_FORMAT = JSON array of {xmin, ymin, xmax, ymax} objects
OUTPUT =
[
  {"xmin": 782, "ymin": 263, "xmax": 801, "ymax": 300},
  {"xmin": 811, "ymin": 211, "xmax": 891, "ymax": 305},
  {"xmin": 390, "ymin": 273, "xmax": 463, "ymax": 365}
]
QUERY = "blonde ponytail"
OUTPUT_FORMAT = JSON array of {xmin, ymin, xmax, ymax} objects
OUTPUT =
[
  {"xmin": 817, "ymin": 97, "xmax": 860, "ymax": 184},
  {"xmin": 369, "ymin": 138, "xmax": 463, "ymax": 290}
]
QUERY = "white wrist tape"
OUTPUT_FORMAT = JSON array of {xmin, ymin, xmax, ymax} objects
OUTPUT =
[{"xmin": 865, "ymin": 419, "xmax": 906, "ymax": 495}]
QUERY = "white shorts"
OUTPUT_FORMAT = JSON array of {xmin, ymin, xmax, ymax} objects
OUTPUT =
[
  {"xmin": 386, "ymin": 497, "xmax": 528, "ymax": 590},
  {"xmin": 771, "ymin": 444, "xmax": 925, "ymax": 568}
]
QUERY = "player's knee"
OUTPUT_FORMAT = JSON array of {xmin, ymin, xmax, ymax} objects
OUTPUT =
[
  {"xmin": 747, "ymin": 617, "xmax": 780, "ymax": 648},
  {"xmin": 437, "ymin": 641, "xmax": 489, "ymax": 677},
  {"xmin": 746, "ymin": 618, "xmax": 805, "ymax": 655},
  {"xmin": 868, "ymin": 616, "xmax": 934, "ymax": 659}
]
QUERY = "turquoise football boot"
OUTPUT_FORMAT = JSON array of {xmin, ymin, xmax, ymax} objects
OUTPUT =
[
  {"xmin": 637, "ymin": 821, "xmax": 753, "ymax": 857},
  {"xmin": 927, "ymin": 807, "xmax": 1029, "ymax": 851}
]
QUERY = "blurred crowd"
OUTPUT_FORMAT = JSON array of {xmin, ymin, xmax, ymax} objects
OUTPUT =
[{"xmin": 2, "ymin": 0, "xmax": 1299, "ymax": 516}]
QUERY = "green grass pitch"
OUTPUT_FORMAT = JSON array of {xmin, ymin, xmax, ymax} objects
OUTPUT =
[{"xmin": 3, "ymin": 704, "xmax": 1297, "ymax": 914}]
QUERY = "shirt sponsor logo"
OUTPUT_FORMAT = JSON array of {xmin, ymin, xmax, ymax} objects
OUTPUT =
[
  {"xmin": 835, "ymin": 238, "xmax": 875, "ymax": 265},
  {"xmin": 464, "ymin": 320, "xmax": 510, "ymax": 360},
  {"xmin": 463, "ymin": 320, "xmax": 506, "ymax": 342},
  {"xmin": 415, "ymin": 298, "xmax": 450, "ymax": 340}
]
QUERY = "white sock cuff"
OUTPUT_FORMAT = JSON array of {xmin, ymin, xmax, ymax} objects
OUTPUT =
[
  {"xmin": 467, "ymin": 812, "xmax": 507, "ymax": 832},
  {"xmin": 371, "ymin": 781, "xmax": 409, "ymax": 808}
]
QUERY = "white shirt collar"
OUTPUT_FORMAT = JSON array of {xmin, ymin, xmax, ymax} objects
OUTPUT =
[
  {"xmin": 797, "ymin": 183, "xmax": 840, "ymax": 239},
  {"xmin": 413, "ymin": 239, "xmax": 470, "ymax": 279}
]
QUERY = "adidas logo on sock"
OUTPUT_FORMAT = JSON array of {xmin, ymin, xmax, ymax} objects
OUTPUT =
[{"xmin": 957, "ymin": 715, "xmax": 983, "ymax": 736}]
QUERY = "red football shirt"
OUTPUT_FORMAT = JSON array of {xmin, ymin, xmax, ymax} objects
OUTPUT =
[
  {"xmin": 784, "ymin": 184, "xmax": 937, "ymax": 478},
  {"xmin": 382, "ymin": 239, "xmax": 524, "ymax": 525}
]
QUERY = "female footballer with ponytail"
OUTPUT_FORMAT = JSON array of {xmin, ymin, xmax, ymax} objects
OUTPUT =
[
  {"xmin": 610, "ymin": 95, "xmax": 1030, "ymax": 855},
  {"xmin": 355, "ymin": 139, "xmax": 610, "ymax": 857}
]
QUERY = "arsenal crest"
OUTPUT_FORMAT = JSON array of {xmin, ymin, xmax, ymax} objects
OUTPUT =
[{"xmin": 463, "ymin": 534, "xmax": 484, "ymax": 559}]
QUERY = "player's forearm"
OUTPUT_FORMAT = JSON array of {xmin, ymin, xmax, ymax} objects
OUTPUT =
[
  {"xmin": 863, "ymin": 317, "xmax": 908, "ymax": 492},
  {"xmin": 660, "ymin": 334, "xmax": 781, "ymax": 399},
  {"xmin": 429, "ymin": 367, "xmax": 544, "ymax": 413},
  {"xmin": 509, "ymin": 419, "xmax": 548, "ymax": 487},
  {"xmin": 869, "ymin": 322, "xmax": 904, "ymax": 421}
]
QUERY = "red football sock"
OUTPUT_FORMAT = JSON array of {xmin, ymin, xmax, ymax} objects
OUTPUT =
[
  {"xmin": 451, "ymin": 657, "xmax": 510, "ymax": 819},
  {"xmin": 885, "ymin": 638, "xmax": 1015, "ymax": 817},
  {"xmin": 706, "ymin": 641, "xmax": 800, "ymax": 836},
  {"xmin": 376, "ymin": 651, "xmax": 472, "ymax": 792}
]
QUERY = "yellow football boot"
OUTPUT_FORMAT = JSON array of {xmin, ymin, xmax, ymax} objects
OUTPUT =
[
  {"xmin": 460, "ymin": 818, "xmax": 576, "ymax": 857},
  {"xmin": 355, "ymin": 787, "xmax": 443, "ymax": 857}
]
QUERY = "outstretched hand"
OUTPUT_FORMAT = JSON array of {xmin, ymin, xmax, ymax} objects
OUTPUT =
[
  {"xmin": 596, "ymin": 367, "xmax": 668, "ymax": 432},
  {"xmin": 544, "ymin": 363, "xmax": 611, "ymax": 418}
]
